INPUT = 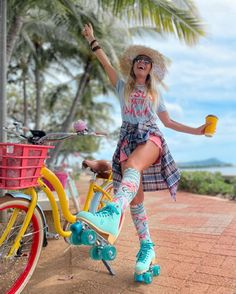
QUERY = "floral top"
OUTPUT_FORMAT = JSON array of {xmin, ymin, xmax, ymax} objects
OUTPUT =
[{"xmin": 115, "ymin": 79, "xmax": 166, "ymax": 124}]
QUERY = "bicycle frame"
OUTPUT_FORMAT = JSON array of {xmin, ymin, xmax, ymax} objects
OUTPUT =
[
  {"xmin": 83, "ymin": 172, "xmax": 112, "ymax": 211},
  {"xmin": 1, "ymin": 165, "xmax": 113, "ymax": 257}
]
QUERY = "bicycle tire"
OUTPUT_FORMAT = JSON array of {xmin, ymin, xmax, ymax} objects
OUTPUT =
[
  {"xmin": 0, "ymin": 196, "xmax": 44, "ymax": 294},
  {"xmin": 89, "ymin": 181, "xmax": 114, "ymax": 213}
]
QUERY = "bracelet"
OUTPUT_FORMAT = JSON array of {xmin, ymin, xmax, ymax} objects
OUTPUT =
[
  {"xmin": 89, "ymin": 39, "xmax": 97, "ymax": 47},
  {"xmin": 92, "ymin": 45, "xmax": 101, "ymax": 52}
]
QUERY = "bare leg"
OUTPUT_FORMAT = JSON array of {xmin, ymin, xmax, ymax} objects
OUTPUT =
[{"xmin": 123, "ymin": 140, "xmax": 160, "ymax": 172}]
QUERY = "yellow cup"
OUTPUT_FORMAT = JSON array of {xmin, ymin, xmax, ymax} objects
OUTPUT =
[{"xmin": 205, "ymin": 115, "xmax": 218, "ymax": 137}]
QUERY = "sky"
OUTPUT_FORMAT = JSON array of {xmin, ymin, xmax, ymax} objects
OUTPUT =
[{"xmin": 96, "ymin": 0, "xmax": 236, "ymax": 165}]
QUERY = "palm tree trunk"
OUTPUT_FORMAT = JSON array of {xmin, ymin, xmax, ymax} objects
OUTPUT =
[
  {"xmin": 34, "ymin": 63, "xmax": 41, "ymax": 129},
  {"xmin": 7, "ymin": 15, "xmax": 24, "ymax": 66},
  {"xmin": 23, "ymin": 74, "xmax": 28, "ymax": 128},
  {"xmin": 0, "ymin": 0, "xmax": 7, "ymax": 142},
  {"xmin": 0, "ymin": 0, "xmax": 7, "ymax": 219},
  {"xmin": 48, "ymin": 60, "xmax": 93, "ymax": 166},
  {"xmin": 62, "ymin": 60, "xmax": 93, "ymax": 131}
]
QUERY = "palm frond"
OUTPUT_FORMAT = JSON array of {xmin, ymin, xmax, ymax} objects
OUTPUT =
[{"xmin": 101, "ymin": 0, "xmax": 206, "ymax": 45}]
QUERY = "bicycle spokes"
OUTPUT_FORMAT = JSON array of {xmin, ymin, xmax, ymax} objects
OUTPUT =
[{"xmin": 0, "ymin": 198, "xmax": 44, "ymax": 294}]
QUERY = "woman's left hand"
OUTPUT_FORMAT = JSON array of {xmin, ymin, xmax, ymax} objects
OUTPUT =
[{"xmin": 195, "ymin": 123, "xmax": 210, "ymax": 135}]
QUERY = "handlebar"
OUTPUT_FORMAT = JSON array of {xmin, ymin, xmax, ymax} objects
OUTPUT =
[{"xmin": 3, "ymin": 121, "xmax": 107, "ymax": 145}]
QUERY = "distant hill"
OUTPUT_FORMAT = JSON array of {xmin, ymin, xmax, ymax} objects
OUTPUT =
[{"xmin": 177, "ymin": 158, "xmax": 233, "ymax": 168}]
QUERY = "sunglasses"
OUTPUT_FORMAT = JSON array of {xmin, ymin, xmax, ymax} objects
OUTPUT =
[{"xmin": 134, "ymin": 55, "xmax": 152, "ymax": 65}]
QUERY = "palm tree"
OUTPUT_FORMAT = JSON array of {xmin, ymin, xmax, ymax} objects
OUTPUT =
[
  {"xmin": 7, "ymin": 0, "xmax": 205, "ymax": 65},
  {"xmin": 6, "ymin": 0, "xmax": 78, "ymax": 66},
  {"xmin": 0, "ymin": 0, "xmax": 7, "ymax": 143},
  {"xmin": 7, "ymin": 10, "xmax": 123, "ymax": 152},
  {"xmin": 6, "ymin": 0, "xmax": 206, "ymax": 164},
  {"xmin": 9, "ymin": 18, "xmax": 59, "ymax": 128},
  {"xmin": 45, "ymin": 12, "xmax": 130, "ymax": 164}
]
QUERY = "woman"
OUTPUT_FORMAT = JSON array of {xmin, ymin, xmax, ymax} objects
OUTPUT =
[{"xmin": 78, "ymin": 23, "xmax": 207, "ymax": 276}]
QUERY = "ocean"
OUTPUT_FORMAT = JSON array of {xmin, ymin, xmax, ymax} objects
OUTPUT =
[{"xmin": 180, "ymin": 166, "xmax": 236, "ymax": 176}]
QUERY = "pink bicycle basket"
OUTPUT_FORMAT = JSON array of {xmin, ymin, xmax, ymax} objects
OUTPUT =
[
  {"xmin": 43, "ymin": 171, "xmax": 68, "ymax": 191},
  {"xmin": 0, "ymin": 143, "xmax": 54, "ymax": 190}
]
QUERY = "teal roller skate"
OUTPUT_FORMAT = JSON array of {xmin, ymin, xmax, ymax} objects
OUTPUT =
[
  {"xmin": 74, "ymin": 202, "xmax": 123, "ymax": 276},
  {"xmin": 69, "ymin": 220, "xmax": 117, "ymax": 262},
  {"xmin": 75, "ymin": 202, "xmax": 124, "ymax": 265},
  {"xmin": 77, "ymin": 202, "xmax": 124, "ymax": 245},
  {"xmin": 68, "ymin": 220, "xmax": 116, "ymax": 276},
  {"xmin": 134, "ymin": 241, "xmax": 160, "ymax": 284}
]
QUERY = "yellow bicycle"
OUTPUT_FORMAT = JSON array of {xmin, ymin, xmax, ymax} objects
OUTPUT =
[{"xmin": 0, "ymin": 123, "xmax": 113, "ymax": 294}]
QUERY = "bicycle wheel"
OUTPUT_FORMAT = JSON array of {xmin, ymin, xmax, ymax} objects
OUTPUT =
[
  {"xmin": 0, "ymin": 196, "xmax": 44, "ymax": 294},
  {"xmin": 89, "ymin": 181, "xmax": 114, "ymax": 213}
]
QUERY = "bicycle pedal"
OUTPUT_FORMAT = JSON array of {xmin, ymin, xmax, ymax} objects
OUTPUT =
[
  {"xmin": 134, "ymin": 264, "xmax": 160, "ymax": 284},
  {"xmin": 46, "ymin": 232, "xmax": 60, "ymax": 240}
]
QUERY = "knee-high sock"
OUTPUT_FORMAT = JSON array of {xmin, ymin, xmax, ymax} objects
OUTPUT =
[
  {"xmin": 130, "ymin": 202, "xmax": 152, "ymax": 243},
  {"xmin": 113, "ymin": 167, "xmax": 140, "ymax": 211}
]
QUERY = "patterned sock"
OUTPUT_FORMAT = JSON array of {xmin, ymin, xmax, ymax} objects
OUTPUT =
[
  {"xmin": 130, "ymin": 202, "xmax": 152, "ymax": 243},
  {"xmin": 113, "ymin": 167, "xmax": 140, "ymax": 211}
]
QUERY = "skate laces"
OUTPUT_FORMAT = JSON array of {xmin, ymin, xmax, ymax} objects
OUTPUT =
[
  {"xmin": 95, "ymin": 203, "xmax": 120, "ymax": 218},
  {"xmin": 136, "ymin": 242, "xmax": 154, "ymax": 263}
]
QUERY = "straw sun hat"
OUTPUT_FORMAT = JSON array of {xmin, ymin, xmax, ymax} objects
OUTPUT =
[{"xmin": 119, "ymin": 45, "xmax": 169, "ymax": 82}]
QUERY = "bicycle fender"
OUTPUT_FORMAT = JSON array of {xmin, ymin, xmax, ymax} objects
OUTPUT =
[{"xmin": 6, "ymin": 191, "xmax": 48, "ymax": 247}]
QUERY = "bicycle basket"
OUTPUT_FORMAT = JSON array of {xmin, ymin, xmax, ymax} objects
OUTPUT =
[
  {"xmin": 0, "ymin": 143, "xmax": 54, "ymax": 190},
  {"xmin": 43, "ymin": 171, "xmax": 68, "ymax": 191}
]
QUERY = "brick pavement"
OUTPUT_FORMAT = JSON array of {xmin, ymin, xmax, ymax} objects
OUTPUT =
[{"xmin": 26, "ymin": 190, "xmax": 236, "ymax": 294}]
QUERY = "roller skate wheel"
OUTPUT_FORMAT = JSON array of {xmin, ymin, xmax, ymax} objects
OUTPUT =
[
  {"xmin": 81, "ymin": 229, "xmax": 97, "ymax": 245},
  {"xmin": 70, "ymin": 232, "xmax": 82, "ymax": 245},
  {"xmin": 89, "ymin": 246, "xmax": 103, "ymax": 260},
  {"xmin": 143, "ymin": 272, "xmax": 153, "ymax": 284},
  {"xmin": 101, "ymin": 245, "xmax": 117, "ymax": 261},
  {"xmin": 134, "ymin": 272, "xmax": 144, "ymax": 283},
  {"xmin": 69, "ymin": 223, "xmax": 83, "ymax": 245},
  {"xmin": 70, "ymin": 222, "xmax": 83, "ymax": 234},
  {"xmin": 153, "ymin": 264, "xmax": 161, "ymax": 276}
]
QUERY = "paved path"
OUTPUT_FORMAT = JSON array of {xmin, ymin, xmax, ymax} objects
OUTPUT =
[{"xmin": 25, "ymin": 190, "xmax": 236, "ymax": 294}]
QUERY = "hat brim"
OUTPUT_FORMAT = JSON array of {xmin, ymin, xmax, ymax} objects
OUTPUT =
[{"xmin": 119, "ymin": 45, "xmax": 169, "ymax": 81}]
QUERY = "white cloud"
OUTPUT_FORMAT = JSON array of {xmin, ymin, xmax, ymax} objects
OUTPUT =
[
  {"xmin": 195, "ymin": 0, "xmax": 236, "ymax": 38},
  {"xmin": 165, "ymin": 102, "xmax": 183, "ymax": 118},
  {"xmin": 145, "ymin": 40, "xmax": 236, "ymax": 107},
  {"xmin": 134, "ymin": 31, "xmax": 236, "ymax": 106}
]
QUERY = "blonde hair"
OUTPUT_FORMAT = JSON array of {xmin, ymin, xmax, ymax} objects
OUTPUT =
[{"xmin": 124, "ymin": 67, "xmax": 160, "ymax": 109}]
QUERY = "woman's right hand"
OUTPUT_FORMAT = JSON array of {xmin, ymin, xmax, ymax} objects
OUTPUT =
[
  {"xmin": 82, "ymin": 23, "xmax": 95, "ymax": 43},
  {"xmin": 81, "ymin": 23, "xmax": 118, "ymax": 87}
]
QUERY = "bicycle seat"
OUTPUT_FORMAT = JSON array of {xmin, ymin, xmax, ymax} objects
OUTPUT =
[{"xmin": 82, "ymin": 160, "xmax": 112, "ymax": 179}]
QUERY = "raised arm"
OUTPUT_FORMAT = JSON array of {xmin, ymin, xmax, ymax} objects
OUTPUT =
[
  {"xmin": 158, "ymin": 110, "xmax": 207, "ymax": 135},
  {"xmin": 82, "ymin": 23, "xmax": 118, "ymax": 87}
]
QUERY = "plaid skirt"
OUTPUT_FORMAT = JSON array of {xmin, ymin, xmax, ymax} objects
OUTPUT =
[{"xmin": 112, "ymin": 119, "xmax": 181, "ymax": 200}]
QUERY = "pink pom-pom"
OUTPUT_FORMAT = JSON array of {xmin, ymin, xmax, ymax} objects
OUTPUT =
[{"xmin": 73, "ymin": 120, "xmax": 87, "ymax": 132}]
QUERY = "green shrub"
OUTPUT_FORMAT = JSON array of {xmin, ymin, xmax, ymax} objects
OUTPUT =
[{"xmin": 179, "ymin": 171, "xmax": 236, "ymax": 200}]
